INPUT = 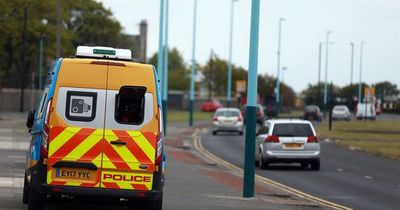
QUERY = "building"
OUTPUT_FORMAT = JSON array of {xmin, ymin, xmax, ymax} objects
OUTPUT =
[{"xmin": 128, "ymin": 20, "xmax": 148, "ymax": 63}]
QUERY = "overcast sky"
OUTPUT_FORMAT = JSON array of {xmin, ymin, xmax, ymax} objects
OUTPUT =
[{"xmin": 98, "ymin": 0, "xmax": 400, "ymax": 92}]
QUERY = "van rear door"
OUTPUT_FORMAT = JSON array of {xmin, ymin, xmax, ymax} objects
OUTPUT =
[
  {"xmin": 47, "ymin": 59, "xmax": 108, "ymax": 188},
  {"xmin": 101, "ymin": 62, "xmax": 158, "ymax": 191}
]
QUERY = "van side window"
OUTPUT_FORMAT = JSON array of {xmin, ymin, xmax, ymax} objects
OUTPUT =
[
  {"xmin": 115, "ymin": 86, "xmax": 146, "ymax": 125},
  {"xmin": 36, "ymin": 88, "xmax": 49, "ymax": 119}
]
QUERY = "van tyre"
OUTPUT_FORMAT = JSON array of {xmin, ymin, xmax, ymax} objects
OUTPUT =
[
  {"xmin": 311, "ymin": 159, "xmax": 320, "ymax": 171},
  {"xmin": 212, "ymin": 131, "xmax": 217, "ymax": 136},
  {"xmin": 27, "ymin": 180, "xmax": 45, "ymax": 210},
  {"xmin": 22, "ymin": 175, "xmax": 29, "ymax": 204},
  {"xmin": 146, "ymin": 193, "xmax": 163, "ymax": 210}
]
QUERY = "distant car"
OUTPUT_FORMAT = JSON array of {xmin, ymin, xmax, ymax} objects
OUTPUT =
[
  {"xmin": 303, "ymin": 105, "xmax": 322, "ymax": 121},
  {"xmin": 356, "ymin": 103, "xmax": 376, "ymax": 120},
  {"xmin": 212, "ymin": 108, "xmax": 244, "ymax": 135},
  {"xmin": 255, "ymin": 119, "xmax": 321, "ymax": 170},
  {"xmin": 241, "ymin": 104, "xmax": 265, "ymax": 126},
  {"xmin": 201, "ymin": 99, "xmax": 223, "ymax": 112},
  {"xmin": 332, "ymin": 105, "xmax": 351, "ymax": 120}
]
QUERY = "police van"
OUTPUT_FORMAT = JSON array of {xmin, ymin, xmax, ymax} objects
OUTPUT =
[{"xmin": 24, "ymin": 46, "xmax": 165, "ymax": 210}]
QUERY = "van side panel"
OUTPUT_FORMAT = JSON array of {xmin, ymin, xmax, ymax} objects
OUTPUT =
[{"xmin": 47, "ymin": 59, "xmax": 108, "ymax": 188}]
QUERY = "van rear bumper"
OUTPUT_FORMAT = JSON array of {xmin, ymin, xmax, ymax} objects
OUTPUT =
[{"xmin": 43, "ymin": 184, "xmax": 162, "ymax": 200}]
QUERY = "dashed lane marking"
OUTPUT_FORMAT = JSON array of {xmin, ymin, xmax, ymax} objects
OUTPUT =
[
  {"xmin": 365, "ymin": 176, "xmax": 373, "ymax": 179},
  {"xmin": 0, "ymin": 177, "xmax": 24, "ymax": 188}
]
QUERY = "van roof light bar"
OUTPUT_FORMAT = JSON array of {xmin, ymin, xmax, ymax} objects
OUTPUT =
[{"xmin": 76, "ymin": 46, "xmax": 132, "ymax": 60}]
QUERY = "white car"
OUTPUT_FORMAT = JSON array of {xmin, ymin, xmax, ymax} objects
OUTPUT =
[
  {"xmin": 332, "ymin": 105, "xmax": 351, "ymax": 120},
  {"xmin": 212, "ymin": 108, "xmax": 244, "ymax": 135},
  {"xmin": 255, "ymin": 119, "xmax": 321, "ymax": 170}
]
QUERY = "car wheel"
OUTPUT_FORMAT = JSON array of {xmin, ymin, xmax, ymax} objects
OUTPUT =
[
  {"xmin": 258, "ymin": 152, "xmax": 269, "ymax": 169},
  {"xmin": 238, "ymin": 131, "xmax": 243, "ymax": 136},
  {"xmin": 212, "ymin": 131, "xmax": 217, "ymax": 136},
  {"xmin": 22, "ymin": 175, "xmax": 29, "ymax": 204},
  {"xmin": 310, "ymin": 159, "xmax": 320, "ymax": 171},
  {"xmin": 27, "ymin": 178, "xmax": 45, "ymax": 210}
]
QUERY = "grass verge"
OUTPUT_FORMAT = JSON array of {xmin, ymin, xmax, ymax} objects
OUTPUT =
[
  {"xmin": 316, "ymin": 120, "xmax": 400, "ymax": 159},
  {"xmin": 167, "ymin": 110, "xmax": 212, "ymax": 122}
]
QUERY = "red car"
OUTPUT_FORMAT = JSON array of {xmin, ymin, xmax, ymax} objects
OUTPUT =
[{"xmin": 201, "ymin": 99, "xmax": 223, "ymax": 112}]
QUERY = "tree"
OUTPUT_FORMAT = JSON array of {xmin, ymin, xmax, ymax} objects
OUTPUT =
[
  {"xmin": 301, "ymin": 83, "xmax": 340, "ymax": 108},
  {"xmin": 148, "ymin": 48, "xmax": 190, "ymax": 91},
  {"xmin": 374, "ymin": 81, "xmax": 399, "ymax": 97}
]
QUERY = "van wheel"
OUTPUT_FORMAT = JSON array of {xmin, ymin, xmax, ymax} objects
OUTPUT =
[
  {"xmin": 22, "ymin": 175, "xmax": 29, "ymax": 204},
  {"xmin": 310, "ymin": 159, "xmax": 320, "ymax": 171},
  {"xmin": 146, "ymin": 193, "xmax": 163, "ymax": 210},
  {"xmin": 212, "ymin": 131, "xmax": 217, "ymax": 136},
  {"xmin": 238, "ymin": 131, "xmax": 243, "ymax": 136},
  {"xmin": 27, "ymin": 180, "xmax": 45, "ymax": 210}
]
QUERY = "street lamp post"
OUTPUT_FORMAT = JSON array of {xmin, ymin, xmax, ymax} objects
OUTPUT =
[
  {"xmin": 226, "ymin": 0, "xmax": 238, "ymax": 107},
  {"xmin": 281, "ymin": 67, "xmax": 288, "ymax": 108},
  {"xmin": 323, "ymin": 31, "xmax": 332, "ymax": 119},
  {"xmin": 157, "ymin": 0, "xmax": 165, "ymax": 88},
  {"xmin": 243, "ymin": 0, "xmax": 260, "ymax": 198},
  {"xmin": 350, "ymin": 42, "xmax": 354, "ymax": 85},
  {"xmin": 275, "ymin": 18, "xmax": 285, "ymax": 116},
  {"xmin": 358, "ymin": 41, "xmax": 366, "ymax": 103},
  {"xmin": 162, "ymin": 0, "xmax": 169, "ymax": 133},
  {"xmin": 39, "ymin": 35, "xmax": 44, "ymax": 90},
  {"xmin": 189, "ymin": 0, "xmax": 198, "ymax": 127}
]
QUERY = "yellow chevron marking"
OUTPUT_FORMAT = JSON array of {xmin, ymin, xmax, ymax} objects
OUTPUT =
[
  {"xmin": 105, "ymin": 130, "xmax": 139, "ymax": 165},
  {"xmin": 64, "ymin": 129, "xmax": 103, "ymax": 161},
  {"xmin": 93, "ymin": 153, "xmax": 103, "ymax": 167},
  {"xmin": 102, "ymin": 154, "xmax": 117, "ymax": 169},
  {"xmin": 127, "ymin": 131, "xmax": 155, "ymax": 161},
  {"xmin": 64, "ymin": 182, "xmax": 81, "ymax": 187},
  {"xmin": 116, "ymin": 182, "xmax": 134, "ymax": 190},
  {"xmin": 47, "ymin": 169, "xmax": 52, "ymax": 184},
  {"xmin": 49, "ymin": 127, "xmax": 81, "ymax": 157}
]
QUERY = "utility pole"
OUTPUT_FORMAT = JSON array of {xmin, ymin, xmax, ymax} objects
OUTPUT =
[
  {"xmin": 56, "ymin": 0, "xmax": 61, "ymax": 58},
  {"xmin": 275, "ymin": 18, "xmax": 285, "ymax": 116},
  {"xmin": 358, "ymin": 41, "xmax": 366, "ymax": 103},
  {"xmin": 350, "ymin": 42, "xmax": 354, "ymax": 86},
  {"xmin": 243, "ymin": 0, "xmax": 260, "ymax": 198},
  {"xmin": 189, "ymin": 0, "xmax": 198, "ymax": 127},
  {"xmin": 162, "ymin": 0, "xmax": 169, "ymax": 133},
  {"xmin": 20, "ymin": 7, "xmax": 28, "ymax": 112},
  {"xmin": 318, "ymin": 42, "xmax": 322, "ymax": 109},
  {"xmin": 226, "ymin": 0, "xmax": 238, "ymax": 107},
  {"xmin": 323, "ymin": 31, "xmax": 332, "ymax": 119}
]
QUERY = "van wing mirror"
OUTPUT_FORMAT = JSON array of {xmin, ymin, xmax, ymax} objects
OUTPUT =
[{"xmin": 26, "ymin": 109, "xmax": 35, "ymax": 129}]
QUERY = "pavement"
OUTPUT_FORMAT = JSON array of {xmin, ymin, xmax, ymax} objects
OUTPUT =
[{"xmin": 0, "ymin": 112, "xmax": 324, "ymax": 210}]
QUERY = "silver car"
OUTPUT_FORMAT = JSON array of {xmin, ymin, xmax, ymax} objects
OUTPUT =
[
  {"xmin": 332, "ymin": 105, "xmax": 351, "ymax": 120},
  {"xmin": 255, "ymin": 119, "xmax": 321, "ymax": 170},
  {"xmin": 212, "ymin": 108, "xmax": 244, "ymax": 135}
]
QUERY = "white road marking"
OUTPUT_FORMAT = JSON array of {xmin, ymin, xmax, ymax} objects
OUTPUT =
[
  {"xmin": 365, "ymin": 176, "xmax": 373, "ymax": 179},
  {"xmin": 336, "ymin": 168, "xmax": 343, "ymax": 172},
  {"xmin": 0, "ymin": 177, "xmax": 24, "ymax": 188},
  {"xmin": 324, "ymin": 139, "xmax": 331, "ymax": 143},
  {"xmin": 7, "ymin": 155, "xmax": 26, "ymax": 159},
  {"xmin": 0, "ymin": 141, "xmax": 29, "ymax": 151},
  {"xmin": 0, "ymin": 136, "xmax": 13, "ymax": 141}
]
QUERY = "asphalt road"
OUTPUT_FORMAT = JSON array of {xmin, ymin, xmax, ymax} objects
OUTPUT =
[{"xmin": 201, "ymin": 130, "xmax": 400, "ymax": 210}]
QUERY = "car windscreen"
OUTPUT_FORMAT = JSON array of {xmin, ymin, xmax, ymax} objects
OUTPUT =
[
  {"xmin": 215, "ymin": 110, "xmax": 240, "ymax": 117},
  {"xmin": 305, "ymin": 106, "xmax": 317, "ymax": 112},
  {"xmin": 334, "ymin": 107, "xmax": 346, "ymax": 111},
  {"xmin": 272, "ymin": 123, "xmax": 314, "ymax": 137}
]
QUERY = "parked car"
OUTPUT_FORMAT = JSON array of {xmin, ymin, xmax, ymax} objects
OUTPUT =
[
  {"xmin": 212, "ymin": 108, "xmax": 244, "ymax": 135},
  {"xmin": 332, "ymin": 105, "xmax": 351, "ymax": 120},
  {"xmin": 241, "ymin": 104, "xmax": 265, "ymax": 126},
  {"xmin": 303, "ymin": 105, "xmax": 322, "ymax": 121},
  {"xmin": 356, "ymin": 103, "xmax": 376, "ymax": 120},
  {"xmin": 201, "ymin": 99, "xmax": 223, "ymax": 112},
  {"xmin": 255, "ymin": 119, "xmax": 321, "ymax": 170}
]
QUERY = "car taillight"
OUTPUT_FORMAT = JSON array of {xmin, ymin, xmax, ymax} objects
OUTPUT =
[
  {"xmin": 265, "ymin": 135, "xmax": 279, "ymax": 143},
  {"xmin": 42, "ymin": 99, "xmax": 52, "ymax": 158},
  {"xmin": 307, "ymin": 136, "xmax": 319, "ymax": 143},
  {"xmin": 237, "ymin": 116, "xmax": 243, "ymax": 122},
  {"xmin": 213, "ymin": 116, "xmax": 218, "ymax": 121},
  {"xmin": 156, "ymin": 106, "xmax": 163, "ymax": 165},
  {"xmin": 256, "ymin": 112, "xmax": 261, "ymax": 117}
]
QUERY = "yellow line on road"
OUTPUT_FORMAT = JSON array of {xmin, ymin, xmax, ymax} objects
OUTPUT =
[{"xmin": 193, "ymin": 134, "xmax": 352, "ymax": 210}]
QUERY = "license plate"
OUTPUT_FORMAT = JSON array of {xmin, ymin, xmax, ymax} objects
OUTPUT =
[
  {"xmin": 284, "ymin": 143, "xmax": 303, "ymax": 149},
  {"xmin": 55, "ymin": 168, "xmax": 95, "ymax": 180}
]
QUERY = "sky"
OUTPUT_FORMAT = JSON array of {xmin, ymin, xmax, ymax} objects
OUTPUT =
[{"xmin": 98, "ymin": 0, "xmax": 400, "ymax": 93}]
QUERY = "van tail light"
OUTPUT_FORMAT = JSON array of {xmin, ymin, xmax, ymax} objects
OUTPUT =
[
  {"xmin": 155, "ymin": 106, "xmax": 163, "ymax": 165},
  {"xmin": 41, "ymin": 99, "xmax": 52, "ymax": 158},
  {"xmin": 265, "ymin": 135, "xmax": 279, "ymax": 143},
  {"xmin": 307, "ymin": 136, "xmax": 319, "ymax": 143},
  {"xmin": 213, "ymin": 116, "xmax": 218, "ymax": 122}
]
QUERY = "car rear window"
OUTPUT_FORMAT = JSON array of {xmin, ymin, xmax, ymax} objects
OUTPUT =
[
  {"xmin": 215, "ymin": 110, "xmax": 240, "ymax": 117},
  {"xmin": 305, "ymin": 106, "xmax": 318, "ymax": 112},
  {"xmin": 272, "ymin": 123, "xmax": 314, "ymax": 137}
]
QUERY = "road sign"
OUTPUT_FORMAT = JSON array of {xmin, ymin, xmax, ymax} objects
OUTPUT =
[{"xmin": 236, "ymin": 80, "xmax": 246, "ymax": 93}]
